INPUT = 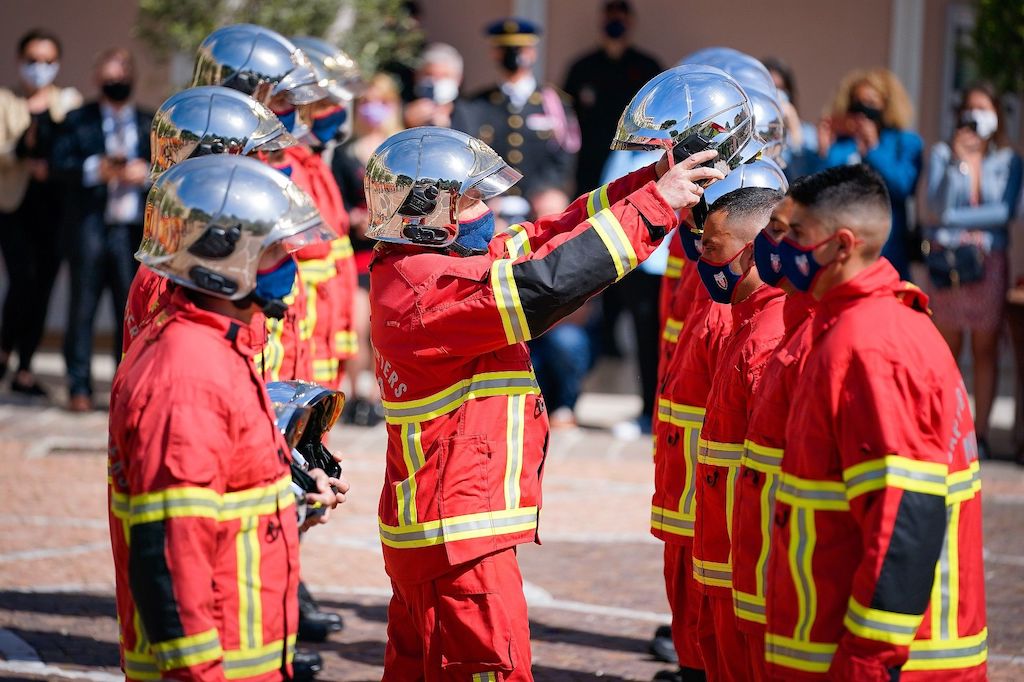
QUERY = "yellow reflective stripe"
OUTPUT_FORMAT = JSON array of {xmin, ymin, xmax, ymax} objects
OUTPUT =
[
  {"xmin": 151, "ymin": 628, "xmax": 222, "ymax": 671},
  {"xmin": 789, "ymin": 508, "xmax": 817, "ymax": 641},
  {"xmin": 313, "ymin": 358, "xmax": 340, "ymax": 383},
  {"xmin": 223, "ymin": 635, "xmax": 296, "ymax": 679},
  {"xmin": 733, "ymin": 589, "xmax": 766, "ymax": 624},
  {"xmin": 764, "ymin": 633, "xmax": 836, "ymax": 673},
  {"xmin": 472, "ymin": 672, "xmax": 498, "ymax": 682},
  {"xmin": 947, "ymin": 461, "xmax": 981, "ymax": 503},
  {"xmin": 843, "ymin": 455, "xmax": 949, "ymax": 500},
  {"xmin": 665, "ymin": 255, "xmax": 684, "ymax": 279},
  {"xmin": 382, "ymin": 370, "xmax": 540, "ymax": 425},
  {"xmin": 300, "ymin": 275, "xmax": 319, "ymax": 343},
  {"xmin": 379, "ymin": 506, "xmax": 538, "ymax": 549},
  {"xmin": 756, "ymin": 469, "xmax": 780, "ymax": 600},
  {"xmin": 334, "ymin": 330, "xmax": 358, "ymax": 355},
  {"xmin": 650, "ymin": 505, "xmax": 694, "ymax": 536},
  {"xmin": 297, "ymin": 258, "xmax": 335, "ymax": 282},
  {"xmin": 656, "ymin": 398, "xmax": 705, "ymax": 427},
  {"xmin": 725, "ymin": 465, "xmax": 739, "ymax": 542},
  {"xmin": 491, "ymin": 258, "xmax": 532, "ymax": 344},
  {"xmin": 661, "ymin": 317, "xmax": 683, "ymax": 343},
  {"xmin": 693, "ymin": 558, "xmax": 732, "ymax": 587},
  {"xmin": 777, "ymin": 474, "xmax": 849, "ymax": 511},
  {"xmin": 743, "ymin": 439, "xmax": 783, "ymax": 475},
  {"xmin": 843, "ymin": 596, "xmax": 923, "ymax": 646},
  {"xmin": 260, "ymin": 317, "xmax": 286, "ymax": 381},
  {"xmin": 236, "ymin": 516, "xmax": 263, "ymax": 650},
  {"xmin": 946, "ymin": 501, "xmax": 961, "ymax": 639},
  {"xmin": 586, "ymin": 183, "xmax": 611, "ymax": 217},
  {"xmin": 330, "ymin": 235, "xmax": 354, "ymax": 259},
  {"xmin": 503, "ymin": 223, "xmax": 533, "ymax": 259},
  {"xmin": 396, "ymin": 422, "xmax": 424, "ymax": 526},
  {"xmin": 124, "ymin": 650, "xmax": 160, "ymax": 680},
  {"xmin": 132, "ymin": 608, "xmax": 149, "ymax": 653},
  {"xmin": 904, "ymin": 628, "xmax": 987, "ymax": 672},
  {"xmin": 697, "ymin": 439, "xmax": 744, "ymax": 467},
  {"xmin": 504, "ymin": 394, "xmax": 526, "ymax": 509},
  {"xmin": 589, "ymin": 208, "xmax": 638, "ymax": 280},
  {"xmin": 115, "ymin": 476, "xmax": 294, "ymax": 524}
]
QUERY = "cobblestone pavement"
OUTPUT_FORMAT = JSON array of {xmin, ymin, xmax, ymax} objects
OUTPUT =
[{"xmin": 0, "ymin": 383, "xmax": 1021, "ymax": 681}]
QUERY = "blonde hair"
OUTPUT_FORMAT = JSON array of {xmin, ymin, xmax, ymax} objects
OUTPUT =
[
  {"xmin": 828, "ymin": 68, "xmax": 914, "ymax": 130},
  {"xmin": 354, "ymin": 73, "xmax": 404, "ymax": 138}
]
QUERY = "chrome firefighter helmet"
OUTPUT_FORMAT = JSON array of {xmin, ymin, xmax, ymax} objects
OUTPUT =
[
  {"xmin": 290, "ymin": 36, "xmax": 363, "ymax": 104},
  {"xmin": 611, "ymin": 64, "xmax": 764, "ymax": 174},
  {"xmin": 365, "ymin": 126, "xmax": 522, "ymax": 248},
  {"xmin": 704, "ymin": 158, "xmax": 789, "ymax": 207},
  {"xmin": 747, "ymin": 89, "xmax": 786, "ymax": 165},
  {"xmin": 268, "ymin": 380, "xmax": 344, "ymax": 478},
  {"xmin": 680, "ymin": 47, "xmax": 779, "ymax": 101},
  {"xmin": 192, "ymin": 24, "xmax": 327, "ymax": 105},
  {"xmin": 149, "ymin": 86, "xmax": 297, "ymax": 181},
  {"xmin": 137, "ymin": 154, "xmax": 334, "ymax": 301}
]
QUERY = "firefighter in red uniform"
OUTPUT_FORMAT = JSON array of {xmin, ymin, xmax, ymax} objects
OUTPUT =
[
  {"xmin": 691, "ymin": 188, "xmax": 787, "ymax": 682},
  {"xmin": 765, "ymin": 165, "xmax": 987, "ymax": 681},
  {"xmin": 364, "ymin": 124, "xmax": 723, "ymax": 680},
  {"xmin": 108, "ymin": 154, "xmax": 346, "ymax": 682},
  {"xmin": 123, "ymin": 84, "xmax": 300, "ymax": 356}
]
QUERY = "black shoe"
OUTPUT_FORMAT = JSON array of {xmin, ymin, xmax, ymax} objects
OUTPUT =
[
  {"xmin": 649, "ymin": 624, "xmax": 678, "ymax": 664},
  {"xmin": 11, "ymin": 379, "xmax": 49, "ymax": 398},
  {"xmin": 653, "ymin": 669, "xmax": 682, "ymax": 682},
  {"xmin": 342, "ymin": 396, "xmax": 384, "ymax": 427},
  {"xmin": 292, "ymin": 649, "xmax": 322, "ymax": 681},
  {"xmin": 298, "ymin": 582, "xmax": 343, "ymax": 642},
  {"xmin": 977, "ymin": 436, "xmax": 991, "ymax": 461}
]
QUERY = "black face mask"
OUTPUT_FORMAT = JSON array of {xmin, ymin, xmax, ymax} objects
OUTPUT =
[
  {"xmin": 604, "ymin": 19, "xmax": 627, "ymax": 39},
  {"xmin": 101, "ymin": 80, "xmax": 133, "ymax": 103},
  {"xmin": 848, "ymin": 100, "xmax": 883, "ymax": 126},
  {"xmin": 500, "ymin": 47, "xmax": 523, "ymax": 73}
]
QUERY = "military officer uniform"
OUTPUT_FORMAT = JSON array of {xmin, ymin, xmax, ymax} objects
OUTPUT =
[{"xmin": 456, "ymin": 19, "xmax": 580, "ymax": 199}]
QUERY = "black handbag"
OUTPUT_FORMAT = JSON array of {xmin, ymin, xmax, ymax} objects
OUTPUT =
[{"xmin": 923, "ymin": 241, "xmax": 985, "ymax": 288}]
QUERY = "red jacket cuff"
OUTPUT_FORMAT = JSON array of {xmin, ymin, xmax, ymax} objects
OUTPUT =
[{"xmin": 627, "ymin": 181, "xmax": 679, "ymax": 234}]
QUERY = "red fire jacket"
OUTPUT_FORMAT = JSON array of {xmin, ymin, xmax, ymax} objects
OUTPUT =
[
  {"xmin": 370, "ymin": 165, "xmax": 676, "ymax": 583},
  {"xmin": 659, "ymin": 228, "xmax": 687, "ymax": 340},
  {"xmin": 731, "ymin": 293, "xmax": 815, "ymax": 631},
  {"xmin": 108, "ymin": 289, "xmax": 299, "ymax": 681},
  {"xmin": 693, "ymin": 284, "xmax": 786, "ymax": 597},
  {"xmin": 651, "ymin": 283, "xmax": 731, "ymax": 544},
  {"xmin": 765, "ymin": 260, "xmax": 986, "ymax": 681},
  {"xmin": 123, "ymin": 265, "xmax": 170, "ymax": 356}
]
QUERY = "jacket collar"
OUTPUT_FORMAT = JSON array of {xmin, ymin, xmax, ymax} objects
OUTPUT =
[
  {"xmin": 157, "ymin": 288, "xmax": 258, "ymax": 356},
  {"xmin": 782, "ymin": 291, "xmax": 815, "ymax": 333},
  {"xmin": 812, "ymin": 258, "xmax": 901, "ymax": 338},
  {"xmin": 731, "ymin": 282, "xmax": 785, "ymax": 328}
]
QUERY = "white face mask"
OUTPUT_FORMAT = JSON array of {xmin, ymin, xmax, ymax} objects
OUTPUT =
[
  {"xmin": 416, "ymin": 77, "xmax": 460, "ymax": 105},
  {"xmin": 19, "ymin": 61, "xmax": 60, "ymax": 89},
  {"xmin": 964, "ymin": 108, "xmax": 998, "ymax": 140}
]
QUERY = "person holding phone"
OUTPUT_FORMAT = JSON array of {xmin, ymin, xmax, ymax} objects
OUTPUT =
[
  {"xmin": 816, "ymin": 68, "xmax": 922, "ymax": 280},
  {"xmin": 923, "ymin": 82, "xmax": 1022, "ymax": 459}
]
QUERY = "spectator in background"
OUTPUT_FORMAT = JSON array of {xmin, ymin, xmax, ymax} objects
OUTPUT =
[
  {"xmin": 924, "ymin": 82, "xmax": 1022, "ymax": 459},
  {"xmin": 0, "ymin": 29, "xmax": 81, "ymax": 398},
  {"xmin": 457, "ymin": 18, "xmax": 579, "ymax": 218},
  {"xmin": 564, "ymin": 0, "xmax": 661, "ymax": 195},
  {"xmin": 331, "ymin": 72, "xmax": 404, "ymax": 425},
  {"xmin": 403, "ymin": 42, "xmax": 474, "ymax": 131},
  {"xmin": 51, "ymin": 48, "xmax": 151, "ymax": 412},
  {"xmin": 761, "ymin": 56, "xmax": 817, "ymax": 180},
  {"xmin": 816, "ymin": 68, "xmax": 922, "ymax": 279}
]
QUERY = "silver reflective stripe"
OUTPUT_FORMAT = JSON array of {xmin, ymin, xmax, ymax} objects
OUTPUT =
[
  {"xmin": 948, "ymin": 468, "xmax": 981, "ymax": 497},
  {"xmin": 380, "ymin": 509, "xmax": 539, "ymax": 543},
  {"xmin": 130, "ymin": 497, "xmax": 221, "ymax": 517},
  {"xmin": 701, "ymin": 444, "xmax": 744, "ymax": 462},
  {"xmin": 223, "ymin": 647, "xmax": 282, "ymax": 672},
  {"xmin": 793, "ymin": 509, "xmax": 814, "ymax": 641},
  {"xmin": 846, "ymin": 609, "xmax": 919, "ymax": 637},
  {"xmin": 939, "ymin": 505, "xmax": 952, "ymax": 639},
  {"xmin": 241, "ymin": 518, "xmax": 258, "ymax": 649},
  {"xmin": 683, "ymin": 427, "xmax": 700, "ymax": 515},
  {"xmin": 735, "ymin": 595, "xmax": 766, "ymax": 615},
  {"xmin": 766, "ymin": 641, "xmax": 834, "ymax": 665},
  {"xmin": 506, "ymin": 394, "xmax": 524, "ymax": 508},
  {"xmin": 494, "ymin": 261, "xmax": 528, "ymax": 341},
  {"xmin": 384, "ymin": 375, "xmax": 538, "ymax": 421},
  {"xmin": 400, "ymin": 423, "xmax": 423, "ymax": 526},
  {"xmin": 695, "ymin": 564, "xmax": 732, "ymax": 581},
  {"xmin": 761, "ymin": 473, "xmax": 780, "ymax": 592},
  {"xmin": 591, "ymin": 210, "xmax": 634, "ymax": 276},
  {"xmin": 779, "ymin": 482, "xmax": 847, "ymax": 504},
  {"xmin": 745, "ymin": 448, "xmax": 782, "ymax": 469},
  {"xmin": 221, "ymin": 489, "xmax": 278, "ymax": 515},
  {"xmin": 909, "ymin": 638, "xmax": 988, "ymax": 661},
  {"xmin": 153, "ymin": 636, "xmax": 221, "ymax": 669},
  {"xmin": 845, "ymin": 464, "xmax": 947, "ymax": 490},
  {"xmin": 651, "ymin": 510, "xmax": 694, "ymax": 532}
]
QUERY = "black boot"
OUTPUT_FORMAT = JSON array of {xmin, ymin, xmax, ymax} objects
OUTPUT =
[
  {"xmin": 652, "ymin": 668, "xmax": 706, "ymax": 682},
  {"xmin": 649, "ymin": 624, "xmax": 678, "ymax": 664},
  {"xmin": 292, "ymin": 648, "xmax": 323, "ymax": 681},
  {"xmin": 298, "ymin": 581, "xmax": 344, "ymax": 642}
]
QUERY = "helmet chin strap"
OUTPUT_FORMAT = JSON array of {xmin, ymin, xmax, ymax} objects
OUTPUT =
[{"xmin": 236, "ymin": 293, "xmax": 288, "ymax": 320}]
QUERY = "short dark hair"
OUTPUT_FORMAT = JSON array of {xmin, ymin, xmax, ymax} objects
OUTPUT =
[
  {"xmin": 709, "ymin": 186, "xmax": 783, "ymax": 222},
  {"xmin": 788, "ymin": 164, "xmax": 890, "ymax": 226},
  {"xmin": 604, "ymin": 0, "xmax": 632, "ymax": 14},
  {"xmin": 18, "ymin": 29, "xmax": 62, "ymax": 59}
]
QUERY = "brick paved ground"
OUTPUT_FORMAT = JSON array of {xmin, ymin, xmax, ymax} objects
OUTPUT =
[{"xmin": 0, "ymin": 358, "xmax": 1021, "ymax": 681}]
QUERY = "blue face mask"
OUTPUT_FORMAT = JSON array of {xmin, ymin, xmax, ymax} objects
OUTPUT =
[
  {"xmin": 311, "ymin": 107, "xmax": 347, "ymax": 145},
  {"xmin": 454, "ymin": 210, "xmax": 496, "ymax": 253},
  {"xmin": 697, "ymin": 245, "xmax": 750, "ymax": 304},
  {"xmin": 254, "ymin": 256, "xmax": 297, "ymax": 303},
  {"xmin": 753, "ymin": 230, "xmax": 786, "ymax": 287},
  {"xmin": 777, "ymin": 236, "xmax": 835, "ymax": 292},
  {"xmin": 276, "ymin": 108, "xmax": 297, "ymax": 133},
  {"xmin": 680, "ymin": 228, "xmax": 704, "ymax": 262},
  {"xmin": 274, "ymin": 164, "xmax": 293, "ymax": 178}
]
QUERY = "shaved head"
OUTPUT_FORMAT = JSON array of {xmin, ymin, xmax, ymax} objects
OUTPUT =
[
  {"xmin": 707, "ymin": 187, "xmax": 784, "ymax": 243},
  {"xmin": 788, "ymin": 165, "xmax": 891, "ymax": 256}
]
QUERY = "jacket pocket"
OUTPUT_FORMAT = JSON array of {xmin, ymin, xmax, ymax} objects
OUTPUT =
[
  {"xmin": 435, "ymin": 556, "xmax": 514, "ymax": 673},
  {"xmin": 438, "ymin": 434, "xmax": 493, "ymax": 520}
]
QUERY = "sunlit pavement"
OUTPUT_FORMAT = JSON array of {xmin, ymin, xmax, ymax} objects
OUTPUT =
[{"xmin": 0, "ymin": 355, "xmax": 1021, "ymax": 681}]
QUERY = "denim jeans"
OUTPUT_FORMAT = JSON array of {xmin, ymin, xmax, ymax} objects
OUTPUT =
[
  {"xmin": 529, "ymin": 322, "xmax": 592, "ymax": 412},
  {"xmin": 63, "ymin": 214, "xmax": 141, "ymax": 397}
]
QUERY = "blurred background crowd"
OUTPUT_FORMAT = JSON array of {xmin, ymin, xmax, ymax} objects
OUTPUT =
[{"xmin": 2, "ymin": 0, "xmax": 1024, "ymax": 459}]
